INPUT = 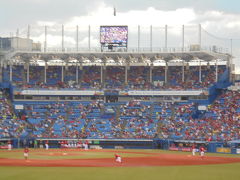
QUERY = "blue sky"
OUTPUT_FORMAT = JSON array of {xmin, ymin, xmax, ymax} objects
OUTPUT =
[{"xmin": 215, "ymin": 0, "xmax": 240, "ymax": 13}]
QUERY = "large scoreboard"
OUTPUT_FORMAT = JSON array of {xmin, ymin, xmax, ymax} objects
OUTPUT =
[{"xmin": 100, "ymin": 26, "xmax": 128, "ymax": 47}]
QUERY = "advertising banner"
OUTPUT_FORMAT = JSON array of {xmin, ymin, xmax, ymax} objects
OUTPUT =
[
  {"xmin": 169, "ymin": 147, "xmax": 179, "ymax": 151},
  {"xmin": 169, "ymin": 147, "xmax": 191, "ymax": 152},
  {"xmin": 0, "ymin": 145, "xmax": 8, "ymax": 149},
  {"xmin": 216, "ymin": 147, "xmax": 231, "ymax": 153},
  {"xmin": 15, "ymin": 90, "xmax": 104, "ymax": 96},
  {"xmin": 119, "ymin": 90, "xmax": 203, "ymax": 96},
  {"xmin": 181, "ymin": 147, "xmax": 192, "ymax": 152},
  {"xmin": 236, "ymin": 149, "xmax": 240, "ymax": 154}
]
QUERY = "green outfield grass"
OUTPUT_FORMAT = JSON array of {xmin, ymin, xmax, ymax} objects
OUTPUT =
[
  {"xmin": 0, "ymin": 149, "xmax": 240, "ymax": 180},
  {"xmin": 1, "ymin": 163, "xmax": 240, "ymax": 180}
]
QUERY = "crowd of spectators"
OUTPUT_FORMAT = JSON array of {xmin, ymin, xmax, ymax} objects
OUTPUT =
[
  {"xmin": 22, "ymin": 100, "xmax": 158, "ymax": 139},
  {"xmin": 0, "ymin": 62, "xmax": 238, "ymax": 142},
  {"xmin": 24, "ymin": 100, "xmax": 124, "ymax": 139},
  {"xmin": 105, "ymin": 66, "xmax": 125, "ymax": 88},
  {"xmin": 200, "ymin": 90, "xmax": 240, "ymax": 141},
  {"xmin": 157, "ymin": 91, "xmax": 240, "ymax": 141},
  {"xmin": 1, "ymin": 88, "xmax": 240, "ymax": 141},
  {"xmin": 14, "ymin": 90, "xmax": 239, "ymax": 141},
  {"xmin": 29, "ymin": 66, "xmax": 44, "ymax": 85},
  {"xmin": 158, "ymin": 102, "xmax": 198, "ymax": 140},
  {"xmin": 12, "ymin": 65, "xmax": 24, "ymax": 86},
  {"xmin": 5, "ymin": 65, "xmax": 226, "ymax": 90},
  {"xmin": 128, "ymin": 67, "xmax": 151, "ymax": 90},
  {"xmin": 152, "ymin": 65, "xmax": 227, "ymax": 90},
  {"xmin": 0, "ymin": 97, "xmax": 26, "ymax": 138},
  {"xmin": 81, "ymin": 66, "xmax": 101, "ymax": 89},
  {"xmin": 119, "ymin": 100, "xmax": 157, "ymax": 138}
]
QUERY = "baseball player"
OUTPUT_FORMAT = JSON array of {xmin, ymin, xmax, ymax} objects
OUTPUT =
[
  {"xmin": 192, "ymin": 144, "xmax": 196, "ymax": 156},
  {"xmin": 7, "ymin": 140, "xmax": 12, "ymax": 151},
  {"xmin": 83, "ymin": 140, "xmax": 89, "ymax": 150},
  {"xmin": 45, "ymin": 140, "xmax": 49, "ymax": 150},
  {"xmin": 199, "ymin": 146, "xmax": 205, "ymax": 159},
  {"xmin": 115, "ymin": 153, "xmax": 122, "ymax": 163},
  {"xmin": 77, "ymin": 140, "xmax": 82, "ymax": 149},
  {"xmin": 24, "ymin": 147, "xmax": 29, "ymax": 160}
]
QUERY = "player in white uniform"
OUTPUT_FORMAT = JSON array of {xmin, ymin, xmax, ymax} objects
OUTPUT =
[
  {"xmin": 8, "ymin": 141, "xmax": 12, "ymax": 151},
  {"xmin": 192, "ymin": 144, "xmax": 196, "ymax": 156},
  {"xmin": 83, "ymin": 140, "xmax": 89, "ymax": 150},
  {"xmin": 45, "ymin": 141, "xmax": 49, "ymax": 150}
]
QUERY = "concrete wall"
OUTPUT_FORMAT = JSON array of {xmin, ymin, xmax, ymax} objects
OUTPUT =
[{"xmin": 11, "ymin": 37, "xmax": 33, "ymax": 51}]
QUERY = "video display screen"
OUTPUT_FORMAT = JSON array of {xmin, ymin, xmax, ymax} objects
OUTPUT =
[{"xmin": 100, "ymin": 26, "xmax": 128, "ymax": 44}]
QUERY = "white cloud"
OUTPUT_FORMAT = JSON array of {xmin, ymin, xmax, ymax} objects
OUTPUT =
[
  {"xmin": 31, "ymin": 3, "xmax": 198, "ymax": 49},
  {"xmin": 196, "ymin": 10, "xmax": 240, "ymax": 37},
  {"xmin": 65, "ymin": 3, "xmax": 196, "ymax": 27},
  {"xmin": 28, "ymin": 3, "xmax": 240, "ymax": 59},
  {"xmin": 37, "ymin": 21, "xmax": 56, "ymax": 27},
  {"xmin": 31, "ymin": 34, "xmax": 75, "ymax": 48}
]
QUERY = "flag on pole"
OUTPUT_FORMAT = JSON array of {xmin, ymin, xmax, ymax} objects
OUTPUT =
[{"xmin": 113, "ymin": 7, "xmax": 116, "ymax": 16}]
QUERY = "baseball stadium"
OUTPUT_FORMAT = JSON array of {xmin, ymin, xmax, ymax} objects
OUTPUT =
[{"xmin": 1, "ymin": 1, "xmax": 240, "ymax": 180}]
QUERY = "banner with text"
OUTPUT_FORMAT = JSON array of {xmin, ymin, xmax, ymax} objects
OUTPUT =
[
  {"xmin": 15, "ymin": 90, "xmax": 104, "ymax": 96},
  {"xmin": 120, "ymin": 90, "xmax": 203, "ymax": 96}
]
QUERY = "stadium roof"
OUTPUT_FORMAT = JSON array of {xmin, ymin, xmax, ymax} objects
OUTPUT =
[{"xmin": 2, "ymin": 51, "xmax": 231, "ymax": 66}]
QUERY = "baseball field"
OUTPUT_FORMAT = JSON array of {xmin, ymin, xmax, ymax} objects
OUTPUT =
[{"xmin": 0, "ymin": 149, "xmax": 240, "ymax": 180}]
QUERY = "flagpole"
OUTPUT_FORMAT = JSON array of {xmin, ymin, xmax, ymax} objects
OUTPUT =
[{"xmin": 113, "ymin": 6, "xmax": 116, "ymax": 16}]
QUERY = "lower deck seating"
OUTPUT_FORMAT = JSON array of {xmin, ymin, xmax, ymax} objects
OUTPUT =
[
  {"xmin": 5, "ymin": 89, "xmax": 240, "ymax": 141},
  {"xmin": 0, "ymin": 98, "xmax": 27, "ymax": 138}
]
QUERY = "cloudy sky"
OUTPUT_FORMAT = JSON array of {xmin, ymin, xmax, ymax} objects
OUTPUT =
[{"xmin": 1, "ymin": 0, "xmax": 240, "ymax": 59}]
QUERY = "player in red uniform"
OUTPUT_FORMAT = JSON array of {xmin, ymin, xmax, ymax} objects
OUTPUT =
[
  {"xmin": 115, "ymin": 153, "xmax": 122, "ymax": 163},
  {"xmin": 199, "ymin": 146, "xmax": 205, "ymax": 159},
  {"xmin": 77, "ymin": 140, "xmax": 82, "ymax": 149},
  {"xmin": 24, "ymin": 147, "xmax": 29, "ymax": 160}
]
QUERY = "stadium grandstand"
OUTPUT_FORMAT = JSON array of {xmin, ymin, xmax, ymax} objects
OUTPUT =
[{"xmin": 0, "ymin": 24, "xmax": 239, "ymax": 151}]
